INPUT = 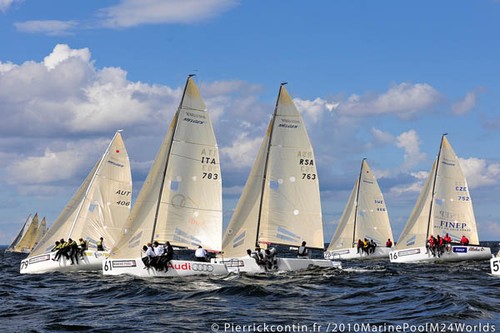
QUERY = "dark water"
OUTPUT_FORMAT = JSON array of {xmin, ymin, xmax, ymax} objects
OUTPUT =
[{"xmin": 1, "ymin": 243, "xmax": 500, "ymax": 333}]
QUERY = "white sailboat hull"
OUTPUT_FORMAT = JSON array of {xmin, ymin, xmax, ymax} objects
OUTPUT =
[
  {"xmin": 20, "ymin": 250, "xmax": 109, "ymax": 274},
  {"xmin": 217, "ymin": 256, "xmax": 341, "ymax": 274},
  {"xmin": 102, "ymin": 258, "xmax": 229, "ymax": 277},
  {"xmin": 324, "ymin": 247, "xmax": 391, "ymax": 260},
  {"xmin": 490, "ymin": 256, "xmax": 500, "ymax": 276},
  {"xmin": 389, "ymin": 245, "xmax": 492, "ymax": 263}
]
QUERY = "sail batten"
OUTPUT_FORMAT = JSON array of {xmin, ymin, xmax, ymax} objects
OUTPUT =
[{"xmin": 222, "ymin": 85, "xmax": 324, "ymax": 257}]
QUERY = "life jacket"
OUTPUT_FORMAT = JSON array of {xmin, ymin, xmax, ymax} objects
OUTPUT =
[{"xmin": 298, "ymin": 246, "xmax": 307, "ymax": 256}]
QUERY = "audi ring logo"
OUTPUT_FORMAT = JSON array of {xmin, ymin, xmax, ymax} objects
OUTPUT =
[{"xmin": 191, "ymin": 263, "xmax": 214, "ymax": 272}]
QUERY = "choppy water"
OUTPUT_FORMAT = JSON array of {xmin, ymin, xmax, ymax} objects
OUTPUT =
[{"xmin": 1, "ymin": 243, "xmax": 500, "ymax": 333}]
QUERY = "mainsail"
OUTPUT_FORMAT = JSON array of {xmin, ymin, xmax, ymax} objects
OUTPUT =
[
  {"xmin": 222, "ymin": 84, "xmax": 324, "ymax": 258},
  {"xmin": 327, "ymin": 159, "xmax": 393, "ymax": 251},
  {"xmin": 111, "ymin": 76, "xmax": 222, "ymax": 259},
  {"xmin": 8, "ymin": 213, "xmax": 39, "ymax": 252},
  {"xmin": 396, "ymin": 135, "xmax": 479, "ymax": 250},
  {"xmin": 29, "ymin": 131, "xmax": 132, "ymax": 256}
]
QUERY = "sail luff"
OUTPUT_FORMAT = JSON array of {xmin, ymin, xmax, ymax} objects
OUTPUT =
[
  {"xmin": 425, "ymin": 134, "xmax": 446, "ymax": 240},
  {"xmin": 351, "ymin": 159, "xmax": 365, "ymax": 245},
  {"xmin": 150, "ymin": 88, "xmax": 185, "ymax": 243},
  {"xmin": 254, "ymin": 84, "xmax": 284, "ymax": 247}
]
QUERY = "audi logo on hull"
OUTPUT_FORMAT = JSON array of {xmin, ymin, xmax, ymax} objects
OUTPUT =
[
  {"xmin": 192, "ymin": 263, "xmax": 214, "ymax": 272},
  {"xmin": 167, "ymin": 262, "xmax": 215, "ymax": 272}
]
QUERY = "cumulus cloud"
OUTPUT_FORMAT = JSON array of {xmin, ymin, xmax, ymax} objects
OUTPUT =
[
  {"xmin": 336, "ymin": 83, "xmax": 441, "ymax": 119},
  {"xmin": 220, "ymin": 133, "xmax": 263, "ymax": 169},
  {"xmin": 0, "ymin": 44, "xmax": 273, "ymax": 197},
  {"xmin": 6, "ymin": 145, "xmax": 90, "ymax": 185},
  {"xmin": 14, "ymin": 20, "xmax": 77, "ymax": 36},
  {"xmin": 43, "ymin": 44, "xmax": 91, "ymax": 70},
  {"xmin": 294, "ymin": 97, "xmax": 336, "ymax": 123},
  {"xmin": 396, "ymin": 130, "xmax": 426, "ymax": 171},
  {"xmin": 389, "ymin": 170, "xmax": 429, "ymax": 196},
  {"xmin": 0, "ymin": 44, "xmax": 177, "ymax": 138},
  {"xmin": 98, "ymin": 0, "xmax": 239, "ymax": 28},
  {"xmin": 459, "ymin": 157, "xmax": 500, "ymax": 188}
]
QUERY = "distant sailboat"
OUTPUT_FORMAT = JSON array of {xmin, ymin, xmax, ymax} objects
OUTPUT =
[
  {"xmin": 324, "ymin": 159, "xmax": 394, "ymax": 260},
  {"xmin": 7, "ymin": 213, "xmax": 41, "ymax": 254},
  {"xmin": 217, "ymin": 83, "xmax": 340, "ymax": 273},
  {"xmin": 103, "ymin": 76, "xmax": 228, "ymax": 277},
  {"xmin": 390, "ymin": 135, "xmax": 492, "ymax": 263},
  {"xmin": 20, "ymin": 131, "xmax": 133, "ymax": 273}
]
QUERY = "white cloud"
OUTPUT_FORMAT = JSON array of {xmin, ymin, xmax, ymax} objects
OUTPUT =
[
  {"xmin": 370, "ymin": 128, "xmax": 394, "ymax": 145},
  {"xmin": 389, "ymin": 170, "xmax": 429, "ymax": 196},
  {"xmin": 0, "ymin": 61, "xmax": 17, "ymax": 73},
  {"xmin": 396, "ymin": 130, "xmax": 426, "ymax": 171},
  {"xmin": 336, "ymin": 83, "xmax": 441, "ymax": 119},
  {"xmin": 220, "ymin": 133, "xmax": 262, "ymax": 169},
  {"xmin": 6, "ymin": 145, "xmax": 90, "ymax": 185},
  {"xmin": 0, "ymin": 0, "xmax": 19, "ymax": 12},
  {"xmin": 459, "ymin": 157, "xmax": 500, "ymax": 188},
  {"xmin": 294, "ymin": 97, "xmax": 334, "ymax": 123},
  {"xmin": 452, "ymin": 91, "xmax": 477, "ymax": 115},
  {"xmin": 14, "ymin": 20, "xmax": 77, "ymax": 36},
  {"xmin": 0, "ymin": 44, "xmax": 178, "ymax": 137},
  {"xmin": 98, "ymin": 0, "xmax": 238, "ymax": 28},
  {"xmin": 43, "ymin": 44, "xmax": 91, "ymax": 70}
]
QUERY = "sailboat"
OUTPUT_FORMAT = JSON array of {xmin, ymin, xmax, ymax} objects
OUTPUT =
[
  {"xmin": 6, "ymin": 213, "xmax": 41, "ymax": 253},
  {"xmin": 216, "ymin": 83, "xmax": 340, "ymax": 273},
  {"xmin": 324, "ymin": 159, "xmax": 394, "ymax": 260},
  {"xmin": 390, "ymin": 134, "xmax": 492, "ymax": 263},
  {"xmin": 491, "ymin": 252, "xmax": 500, "ymax": 276},
  {"xmin": 20, "ymin": 131, "xmax": 133, "ymax": 273},
  {"xmin": 102, "ymin": 76, "xmax": 228, "ymax": 277},
  {"xmin": 35, "ymin": 216, "xmax": 48, "ymax": 250}
]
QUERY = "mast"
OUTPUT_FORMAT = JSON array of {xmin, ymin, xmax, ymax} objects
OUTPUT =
[
  {"xmin": 254, "ymin": 82, "xmax": 286, "ymax": 247},
  {"xmin": 68, "ymin": 130, "xmax": 123, "ymax": 238},
  {"xmin": 351, "ymin": 158, "xmax": 366, "ymax": 247},
  {"xmin": 149, "ymin": 75, "xmax": 194, "ymax": 243},
  {"xmin": 425, "ymin": 133, "xmax": 447, "ymax": 240}
]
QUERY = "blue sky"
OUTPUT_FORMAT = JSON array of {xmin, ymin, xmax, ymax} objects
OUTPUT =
[{"xmin": 1, "ymin": 0, "xmax": 500, "ymax": 245}]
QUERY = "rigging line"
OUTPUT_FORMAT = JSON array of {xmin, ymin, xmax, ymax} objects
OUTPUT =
[{"xmin": 425, "ymin": 134, "xmax": 447, "ymax": 241}]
